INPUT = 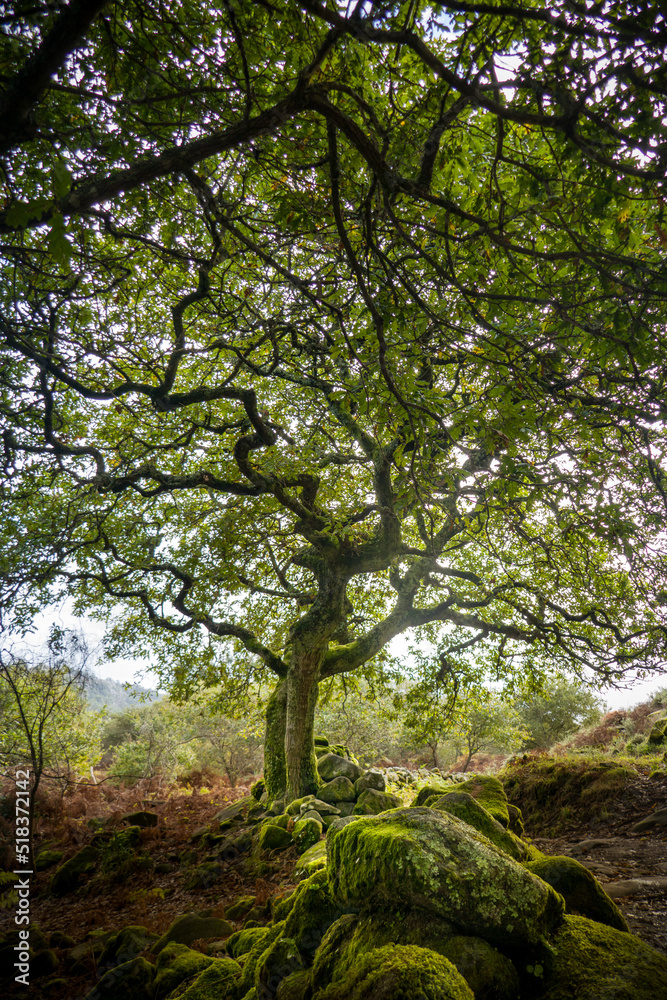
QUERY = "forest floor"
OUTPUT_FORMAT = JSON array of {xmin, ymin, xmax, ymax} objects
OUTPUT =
[{"xmin": 1, "ymin": 761, "xmax": 666, "ymax": 998}]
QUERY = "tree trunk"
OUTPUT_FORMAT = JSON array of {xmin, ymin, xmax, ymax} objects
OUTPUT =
[
  {"xmin": 263, "ymin": 677, "xmax": 288, "ymax": 799},
  {"xmin": 285, "ymin": 663, "xmax": 320, "ymax": 802}
]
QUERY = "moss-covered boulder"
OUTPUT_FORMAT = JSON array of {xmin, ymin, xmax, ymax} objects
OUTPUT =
[
  {"xmin": 153, "ymin": 942, "xmax": 214, "ymax": 999},
  {"xmin": 99, "ymin": 925, "xmax": 159, "ymax": 969},
  {"xmin": 438, "ymin": 776, "xmax": 511, "ymax": 827},
  {"xmin": 227, "ymin": 926, "xmax": 272, "ymax": 960},
  {"xmin": 311, "ymin": 909, "xmax": 456, "ymax": 990},
  {"xmin": 255, "ymin": 934, "xmax": 305, "ymax": 999},
  {"xmin": 35, "ymin": 848, "xmax": 64, "ymax": 871},
  {"xmin": 160, "ymin": 957, "xmax": 241, "ymax": 1000},
  {"xmin": 183, "ymin": 862, "xmax": 222, "ymax": 891},
  {"xmin": 526, "ymin": 855, "xmax": 629, "ymax": 932},
  {"xmin": 354, "ymin": 770, "xmax": 386, "ymax": 795},
  {"xmin": 312, "ymin": 944, "xmax": 474, "ymax": 1000},
  {"xmin": 294, "ymin": 839, "xmax": 328, "ymax": 881},
  {"xmin": 316, "ymin": 753, "xmax": 363, "ymax": 784},
  {"xmin": 648, "ymin": 717, "xmax": 667, "ymax": 746},
  {"xmin": 293, "ymin": 816, "xmax": 322, "ymax": 853},
  {"xmin": 83, "ymin": 956, "xmax": 155, "ymax": 1000},
  {"xmin": 282, "ymin": 869, "xmax": 345, "ymax": 962},
  {"xmin": 50, "ymin": 844, "xmax": 99, "ymax": 895},
  {"xmin": 440, "ymin": 935, "xmax": 520, "ymax": 1000},
  {"xmin": 238, "ymin": 921, "xmax": 286, "ymax": 996},
  {"xmin": 431, "ymin": 791, "xmax": 526, "ymax": 861},
  {"xmin": 540, "ymin": 914, "xmax": 667, "ymax": 999},
  {"xmin": 151, "ymin": 913, "xmax": 233, "ymax": 954},
  {"xmin": 226, "ymin": 895, "xmax": 257, "ymax": 921},
  {"xmin": 286, "ymin": 794, "xmax": 315, "ymax": 816},
  {"xmin": 318, "ymin": 777, "xmax": 356, "ymax": 803},
  {"xmin": 328, "ymin": 807, "xmax": 565, "ymax": 949},
  {"xmin": 412, "ymin": 780, "xmax": 454, "ymax": 807},
  {"xmin": 30, "ymin": 948, "xmax": 59, "ymax": 977},
  {"xmin": 353, "ymin": 787, "xmax": 401, "ymax": 815},
  {"xmin": 276, "ymin": 968, "xmax": 312, "ymax": 1000},
  {"xmin": 215, "ymin": 796, "xmax": 254, "ymax": 823},
  {"xmin": 259, "ymin": 824, "xmax": 293, "ymax": 851}
]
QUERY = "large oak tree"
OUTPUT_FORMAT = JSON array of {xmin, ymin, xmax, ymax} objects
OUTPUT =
[{"xmin": 2, "ymin": 0, "xmax": 667, "ymax": 799}]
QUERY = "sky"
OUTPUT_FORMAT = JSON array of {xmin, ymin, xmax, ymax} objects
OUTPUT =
[{"xmin": 9, "ymin": 601, "xmax": 666, "ymax": 713}]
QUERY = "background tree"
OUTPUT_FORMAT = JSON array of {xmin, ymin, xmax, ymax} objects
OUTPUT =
[
  {"xmin": 513, "ymin": 677, "xmax": 603, "ymax": 751},
  {"xmin": 0, "ymin": 634, "xmax": 101, "ymax": 865},
  {"xmin": 2, "ymin": 1, "xmax": 667, "ymax": 800}
]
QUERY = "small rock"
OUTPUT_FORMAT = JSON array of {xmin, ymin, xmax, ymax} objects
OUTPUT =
[
  {"xmin": 605, "ymin": 876, "xmax": 667, "ymax": 898},
  {"xmin": 151, "ymin": 914, "xmax": 234, "ymax": 955},
  {"xmin": 258, "ymin": 824, "xmax": 293, "ymax": 851},
  {"xmin": 354, "ymin": 770, "xmax": 387, "ymax": 795}
]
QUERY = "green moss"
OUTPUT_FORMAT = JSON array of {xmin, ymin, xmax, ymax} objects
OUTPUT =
[
  {"xmin": 293, "ymin": 839, "xmax": 328, "ymax": 881},
  {"xmin": 259, "ymin": 824, "xmax": 293, "ymax": 851},
  {"xmin": 311, "ymin": 910, "xmax": 456, "ymax": 990},
  {"xmin": 99, "ymin": 925, "xmax": 159, "ymax": 969},
  {"xmin": 283, "ymin": 869, "xmax": 344, "ymax": 961},
  {"xmin": 431, "ymin": 791, "xmax": 526, "ymax": 860},
  {"xmin": 238, "ymin": 921, "xmax": 286, "ymax": 995},
  {"xmin": 154, "ymin": 942, "xmax": 213, "ymax": 999},
  {"xmin": 327, "ymin": 807, "xmax": 565, "ymax": 949},
  {"xmin": 440, "ymin": 936, "xmax": 520, "ymax": 1000},
  {"xmin": 82, "ymin": 956, "xmax": 155, "ymax": 1000},
  {"xmin": 293, "ymin": 816, "xmax": 322, "ymax": 854},
  {"xmin": 312, "ymin": 944, "xmax": 474, "ymax": 1000},
  {"xmin": 164, "ymin": 958, "xmax": 241, "ymax": 1000},
  {"xmin": 526, "ymin": 856, "xmax": 629, "ymax": 932},
  {"xmin": 35, "ymin": 849, "xmax": 64, "ymax": 871},
  {"xmin": 412, "ymin": 781, "xmax": 453, "ymax": 807},
  {"xmin": 255, "ymin": 935, "xmax": 304, "ymax": 998},
  {"xmin": 50, "ymin": 844, "xmax": 99, "ymax": 896},
  {"xmin": 276, "ymin": 969, "xmax": 312, "ymax": 1000},
  {"xmin": 449, "ymin": 776, "xmax": 511, "ymax": 827},
  {"xmin": 540, "ymin": 914, "xmax": 667, "ymax": 999},
  {"xmin": 226, "ymin": 896, "xmax": 257, "ymax": 921},
  {"xmin": 227, "ymin": 926, "xmax": 271, "ymax": 960},
  {"xmin": 352, "ymin": 788, "xmax": 401, "ymax": 815}
]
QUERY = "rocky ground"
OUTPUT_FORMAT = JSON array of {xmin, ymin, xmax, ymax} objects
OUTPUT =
[
  {"xmin": 1, "ymin": 759, "xmax": 666, "ymax": 998},
  {"xmin": 506, "ymin": 762, "xmax": 667, "ymax": 955}
]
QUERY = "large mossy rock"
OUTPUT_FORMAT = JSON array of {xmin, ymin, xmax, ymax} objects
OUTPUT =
[
  {"xmin": 327, "ymin": 807, "xmax": 565, "ymax": 949},
  {"xmin": 352, "ymin": 787, "xmax": 401, "ymax": 815},
  {"xmin": 98, "ymin": 925, "xmax": 159, "ymax": 970},
  {"xmin": 318, "ymin": 777, "xmax": 356, "ymax": 803},
  {"xmin": 540, "ymin": 914, "xmax": 667, "ymax": 999},
  {"xmin": 526, "ymin": 855, "xmax": 629, "ymax": 932},
  {"xmin": 440, "ymin": 935, "xmax": 520, "ymax": 1000},
  {"xmin": 316, "ymin": 753, "xmax": 363, "ymax": 784},
  {"xmin": 282, "ymin": 869, "xmax": 345, "ymax": 962},
  {"xmin": 153, "ymin": 942, "xmax": 214, "ymax": 999},
  {"xmin": 50, "ymin": 844, "xmax": 99, "ymax": 896},
  {"xmin": 83, "ymin": 956, "xmax": 155, "ymax": 1000},
  {"xmin": 163, "ymin": 959, "xmax": 241, "ymax": 1000},
  {"xmin": 426, "ymin": 775, "xmax": 511, "ymax": 828},
  {"xmin": 311, "ymin": 943, "xmax": 474, "ymax": 1000},
  {"xmin": 259, "ymin": 824, "xmax": 293, "ymax": 851},
  {"xmin": 431, "ymin": 791, "xmax": 526, "ymax": 861}
]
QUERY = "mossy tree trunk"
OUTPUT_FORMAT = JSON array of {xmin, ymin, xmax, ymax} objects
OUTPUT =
[{"xmin": 263, "ymin": 677, "xmax": 287, "ymax": 799}]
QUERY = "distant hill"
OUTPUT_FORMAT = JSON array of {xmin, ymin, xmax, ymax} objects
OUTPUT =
[{"xmin": 83, "ymin": 673, "xmax": 158, "ymax": 713}]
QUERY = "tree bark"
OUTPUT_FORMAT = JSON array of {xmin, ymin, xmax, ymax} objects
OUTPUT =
[
  {"xmin": 285, "ymin": 662, "xmax": 321, "ymax": 802},
  {"xmin": 263, "ymin": 677, "xmax": 288, "ymax": 799}
]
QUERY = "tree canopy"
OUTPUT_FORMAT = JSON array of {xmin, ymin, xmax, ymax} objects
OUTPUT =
[{"xmin": 1, "ymin": 0, "xmax": 667, "ymax": 797}]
